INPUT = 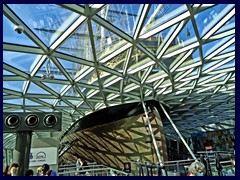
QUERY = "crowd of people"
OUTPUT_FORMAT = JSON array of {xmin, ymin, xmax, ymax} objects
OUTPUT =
[
  {"xmin": 3, "ymin": 154, "xmax": 234, "ymax": 176},
  {"xmin": 3, "ymin": 163, "xmax": 58, "ymax": 176},
  {"xmin": 3, "ymin": 155, "xmax": 89, "ymax": 176}
]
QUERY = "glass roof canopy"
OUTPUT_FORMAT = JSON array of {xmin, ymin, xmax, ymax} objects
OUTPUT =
[{"xmin": 3, "ymin": 4, "xmax": 235, "ymax": 149}]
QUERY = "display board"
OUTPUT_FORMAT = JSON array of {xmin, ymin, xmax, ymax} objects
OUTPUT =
[{"xmin": 29, "ymin": 147, "xmax": 58, "ymax": 166}]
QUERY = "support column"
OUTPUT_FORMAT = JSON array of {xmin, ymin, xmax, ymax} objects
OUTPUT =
[
  {"xmin": 13, "ymin": 131, "xmax": 32, "ymax": 176},
  {"xmin": 150, "ymin": 105, "xmax": 168, "ymax": 162},
  {"xmin": 142, "ymin": 101, "xmax": 167, "ymax": 176},
  {"xmin": 159, "ymin": 103, "xmax": 197, "ymax": 160}
]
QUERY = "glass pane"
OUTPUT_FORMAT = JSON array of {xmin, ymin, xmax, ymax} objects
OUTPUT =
[
  {"xmin": 194, "ymin": 4, "xmax": 234, "ymax": 38},
  {"xmin": 140, "ymin": 4, "xmax": 188, "ymax": 35},
  {"xmin": 3, "ymin": 51, "xmax": 40, "ymax": 73},
  {"xmin": 58, "ymin": 21, "xmax": 93, "ymax": 61},
  {"xmin": 97, "ymin": 4, "xmax": 141, "ymax": 37},
  {"xmin": 8, "ymin": 4, "xmax": 79, "ymax": 46},
  {"xmin": 3, "ymin": 81, "xmax": 25, "ymax": 92},
  {"xmin": 91, "ymin": 20, "xmax": 129, "ymax": 61},
  {"xmin": 3, "ymin": 15, "xmax": 37, "ymax": 46}
]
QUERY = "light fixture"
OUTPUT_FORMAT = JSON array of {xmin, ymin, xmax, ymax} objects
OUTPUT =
[
  {"xmin": 41, "ymin": 59, "xmax": 55, "ymax": 80},
  {"xmin": 186, "ymin": 27, "xmax": 190, "ymax": 37}
]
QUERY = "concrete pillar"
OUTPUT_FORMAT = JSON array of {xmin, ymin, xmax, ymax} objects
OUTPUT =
[{"xmin": 13, "ymin": 131, "xmax": 32, "ymax": 176}]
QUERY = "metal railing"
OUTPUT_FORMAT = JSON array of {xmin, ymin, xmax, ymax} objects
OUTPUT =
[{"xmin": 58, "ymin": 163, "xmax": 129, "ymax": 176}]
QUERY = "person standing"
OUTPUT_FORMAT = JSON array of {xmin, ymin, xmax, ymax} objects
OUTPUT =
[
  {"xmin": 215, "ymin": 153, "xmax": 223, "ymax": 176},
  {"xmin": 200, "ymin": 154, "xmax": 212, "ymax": 176},
  {"xmin": 75, "ymin": 155, "xmax": 88, "ymax": 175},
  {"xmin": 36, "ymin": 166, "xmax": 43, "ymax": 176},
  {"xmin": 75, "ymin": 155, "xmax": 82, "ymax": 173},
  {"xmin": 25, "ymin": 169, "xmax": 34, "ymax": 176},
  {"xmin": 41, "ymin": 164, "xmax": 58, "ymax": 176},
  {"xmin": 8, "ymin": 163, "xmax": 19, "ymax": 176}
]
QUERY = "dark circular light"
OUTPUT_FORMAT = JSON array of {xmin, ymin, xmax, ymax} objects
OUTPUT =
[
  {"xmin": 5, "ymin": 115, "xmax": 20, "ymax": 128},
  {"xmin": 44, "ymin": 115, "xmax": 57, "ymax": 127},
  {"xmin": 25, "ymin": 114, "xmax": 39, "ymax": 127}
]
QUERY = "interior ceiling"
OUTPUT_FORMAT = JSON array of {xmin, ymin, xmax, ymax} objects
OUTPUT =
[{"xmin": 3, "ymin": 4, "xmax": 235, "ymax": 149}]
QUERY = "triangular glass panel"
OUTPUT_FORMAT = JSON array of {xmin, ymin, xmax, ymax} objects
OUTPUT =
[
  {"xmin": 174, "ymin": 49, "xmax": 200, "ymax": 72},
  {"xmin": 198, "ymin": 74, "xmax": 227, "ymax": 85},
  {"xmin": 106, "ymin": 93, "xmax": 121, "ymax": 102},
  {"xmin": 96, "ymin": 67, "xmax": 112, "ymax": 83},
  {"xmin": 86, "ymin": 89, "xmax": 103, "ymax": 99},
  {"xmin": 173, "ymin": 69, "xmax": 194, "ymax": 84},
  {"xmin": 87, "ymin": 97, "xmax": 103, "ymax": 107},
  {"xmin": 127, "ymin": 47, "xmax": 155, "ymax": 75},
  {"xmin": 108, "ymin": 99, "xmax": 122, "ymax": 106},
  {"xmin": 202, "ymin": 35, "xmax": 234, "ymax": 59},
  {"xmin": 75, "ymin": 82, "xmax": 99, "ymax": 98},
  {"xmin": 58, "ymin": 21, "xmax": 94, "ymax": 61},
  {"xmin": 102, "ymin": 75, "xmax": 122, "ymax": 88},
  {"xmin": 97, "ymin": 4, "xmax": 141, "ymax": 37},
  {"xmin": 182, "ymin": 68, "xmax": 199, "ymax": 79},
  {"xmin": 42, "ymin": 82, "xmax": 67, "ymax": 95},
  {"xmin": 57, "ymin": 58, "xmax": 82, "ymax": 80},
  {"xmin": 215, "ymin": 59, "xmax": 235, "ymax": 71},
  {"xmin": 144, "ymin": 65, "xmax": 166, "ymax": 84},
  {"xmin": 218, "ymin": 43, "xmax": 235, "ymax": 55},
  {"xmin": 77, "ymin": 101, "xmax": 92, "ymax": 110},
  {"xmin": 142, "ymin": 86, "xmax": 153, "ymax": 97},
  {"xmin": 102, "ymin": 48, "xmax": 128, "ymax": 72},
  {"xmin": 27, "ymin": 82, "xmax": 52, "ymax": 94},
  {"xmin": 8, "ymin": 4, "xmax": 79, "ymax": 46},
  {"xmin": 158, "ymin": 78, "xmax": 171, "ymax": 89},
  {"xmin": 169, "ymin": 51, "xmax": 191, "ymax": 71},
  {"xmin": 202, "ymin": 60, "xmax": 225, "ymax": 72},
  {"xmin": 3, "ymin": 50, "xmax": 41, "ymax": 73},
  {"xmin": 39, "ymin": 98, "xmax": 56, "ymax": 105},
  {"xmin": 67, "ymin": 99, "xmax": 81, "ymax": 106},
  {"xmin": 91, "ymin": 20, "xmax": 129, "ymax": 62},
  {"xmin": 140, "ymin": 23, "xmax": 178, "ymax": 56},
  {"xmin": 194, "ymin": 4, "xmax": 233, "ymax": 38},
  {"xmin": 163, "ymin": 19, "xmax": 197, "ymax": 56},
  {"xmin": 25, "ymin": 99, "xmax": 47, "ymax": 106},
  {"xmin": 36, "ymin": 58, "xmax": 68, "ymax": 80},
  {"xmin": 55, "ymin": 100, "xmax": 69, "ymax": 107},
  {"xmin": 175, "ymin": 81, "xmax": 195, "ymax": 91},
  {"xmin": 74, "ymin": 65, "xmax": 97, "ymax": 85},
  {"xmin": 213, "ymin": 16, "xmax": 235, "ymax": 36},
  {"xmin": 64, "ymin": 86, "xmax": 80, "ymax": 97},
  {"xmin": 3, "ymin": 81, "xmax": 25, "ymax": 92},
  {"xmin": 140, "ymin": 4, "xmax": 188, "ymax": 36},
  {"xmin": 4, "ymin": 99, "xmax": 22, "ymax": 105},
  {"xmin": 3, "ymin": 15, "xmax": 37, "ymax": 46},
  {"xmin": 124, "ymin": 83, "xmax": 140, "ymax": 95},
  {"xmin": 122, "ymin": 94, "xmax": 136, "ymax": 102}
]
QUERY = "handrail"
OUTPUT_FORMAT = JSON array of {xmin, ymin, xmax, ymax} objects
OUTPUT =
[
  {"xmin": 58, "ymin": 163, "xmax": 128, "ymax": 176},
  {"xmin": 59, "ymin": 164, "xmax": 101, "ymax": 170},
  {"xmin": 164, "ymin": 159, "xmax": 195, "ymax": 164}
]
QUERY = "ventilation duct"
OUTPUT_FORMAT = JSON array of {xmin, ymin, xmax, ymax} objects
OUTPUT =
[{"xmin": 3, "ymin": 112, "xmax": 62, "ymax": 133}]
